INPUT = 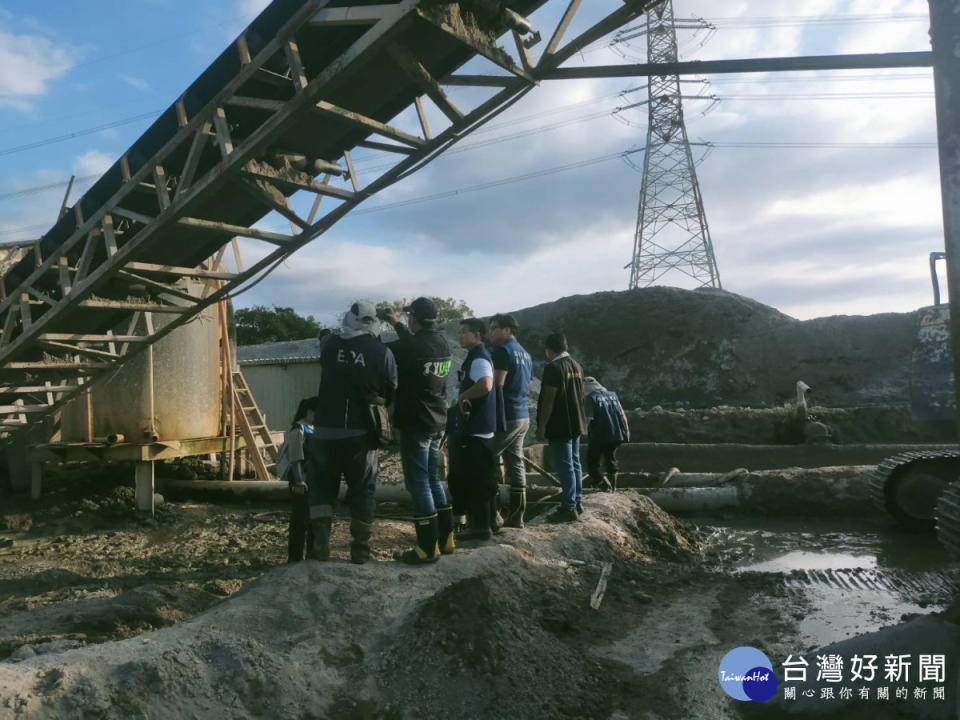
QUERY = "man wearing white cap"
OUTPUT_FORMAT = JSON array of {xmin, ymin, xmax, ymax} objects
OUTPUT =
[{"xmin": 308, "ymin": 301, "xmax": 397, "ymax": 564}]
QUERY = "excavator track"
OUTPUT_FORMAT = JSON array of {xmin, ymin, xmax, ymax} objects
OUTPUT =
[
  {"xmin": 936, "ymin": 482, "xmax": 960, "ymax": 557},
  {"xmin": 870, "ymin": 449, "xmax": 960, "ymax": 528}
]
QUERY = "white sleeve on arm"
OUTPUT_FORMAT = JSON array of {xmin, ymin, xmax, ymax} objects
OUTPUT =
[{"xmin": 469, "ymin": 358, "xmax": 493, "ymax": 383}]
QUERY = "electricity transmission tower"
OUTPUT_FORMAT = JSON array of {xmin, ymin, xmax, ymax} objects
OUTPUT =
[{"xmin": 624, "ymin": 0, "xmax": 721, "ymax": 289}]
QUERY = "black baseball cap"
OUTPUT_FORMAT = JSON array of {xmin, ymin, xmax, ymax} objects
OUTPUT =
[{"xmin": 404, "ymin": 297, "xmax": 438, "ymax": 320}]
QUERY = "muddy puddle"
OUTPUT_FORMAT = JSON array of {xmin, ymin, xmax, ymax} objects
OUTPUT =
[{"xmin": 698, "ymin": 517, "xmax": 960, "ymax": 649}]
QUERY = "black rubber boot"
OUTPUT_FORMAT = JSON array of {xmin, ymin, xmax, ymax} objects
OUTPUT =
[
  {"xmin": 306, "ymin": 518, "xmax": 332, "ymax": 561},
  {"xmin": 459, "ymin": 501, "xmax": 493, "ymax": 541},
  {"xmin": 504, "ymin": 489, "xmax": 526, "ymax": 528},
  {"xmin": 547, "ymin": 506, "xmax": 579, "ymax": 523},
  {"xmin": 399, "ymin": 515, "xmax": 440, "ymax": 565},
  {"xmin": 349, "ymin": 518, "xmax": 373, "ymax": 564},
  {"xmin": 437, "ymin": 505, "xmax": 455, "ymax": 555},
  {"xmin": 607, "ymin": 471, "xmax": 618, "ymax": 492}
]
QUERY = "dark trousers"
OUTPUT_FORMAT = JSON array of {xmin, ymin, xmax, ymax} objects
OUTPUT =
[
  {"xmin": 447, "ymin": 435, "xmax": 497, "ymax": 515},
  {"xmin": 586, "ymin": 442, "xmax": 620, "ymax": 482},
  {"xmin": 307, "ymin": 435, "xmax": 378, "ymax": 524},
  {"xmin": 288, "ymin": 492, "xmax": 314, "ymax": 562}
]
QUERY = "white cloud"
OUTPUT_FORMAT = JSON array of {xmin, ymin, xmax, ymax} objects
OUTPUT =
[
  {"xmin": 237, "ymin": 0, "xmax": 270, "ymax": 22},
  {"xmin": 0, "ymin": 27, "xmax": 75, "ymax": 108},
  {"xmin": 119, "ymin": 74, "xmax": 149, "ymax": 91},
  {"xmin": 766, "ymin": 175, "xmax": 942, "ymax": 227},
  {"xmin": 73, "ymin": 150, "xmax": 114, "ymax": 178}
]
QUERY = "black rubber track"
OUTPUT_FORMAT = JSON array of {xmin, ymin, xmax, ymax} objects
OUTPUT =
[
  {"xmin": 870, "ymin": 450, "xmax": 960, "ymax": 528},
  {"xmin": 936, "ymin": 482, "xmax": 960, "ymax": 557}
]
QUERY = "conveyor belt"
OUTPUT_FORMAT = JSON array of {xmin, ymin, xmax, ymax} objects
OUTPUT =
[{"xmin": 0, "ymin": 0, "xmax": 656, "ymax": 442}]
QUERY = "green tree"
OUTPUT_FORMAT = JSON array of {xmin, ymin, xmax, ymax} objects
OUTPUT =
[
  {"xmin": 235, "ymin": 305, "xmax": 321, "ymax": 345},
  {"xmin": 386, "ymin": 297, "xmax": 475, "ymax": 322}
]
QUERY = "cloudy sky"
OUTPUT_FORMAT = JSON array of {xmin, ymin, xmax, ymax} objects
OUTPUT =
[{"xmin": 0, "ymin": 0, "xmax": 942, "ymax": 325}]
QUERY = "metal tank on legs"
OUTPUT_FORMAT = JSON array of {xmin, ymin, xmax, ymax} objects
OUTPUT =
[{"xmin": 60, "ymin": 279, "xmax": 224, "ymax": 443}]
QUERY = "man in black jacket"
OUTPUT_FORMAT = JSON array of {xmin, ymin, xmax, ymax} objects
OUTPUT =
[
  {"xmin": 308, "ymin": 301, "xmax": 397, "ymax": 564},
  {"xmin": 536, "ymin": 332, "xmax": 588, "ymax": 523},
  {"xmin": 383, "ymin": 298, "xmax": 454, "ymax": 564}
]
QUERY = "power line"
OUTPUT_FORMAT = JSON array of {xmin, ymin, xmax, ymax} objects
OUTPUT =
[
  {"xmin": 0, "ymin": 111, "xmax": 161, "ymax": 159},
  {"xmin": 705, "ymin": 13, "xmax": 928, "ymax": 28},
  {"xmin": 0, "ymin": 175, "xmax": 99, "ymax": 204}
]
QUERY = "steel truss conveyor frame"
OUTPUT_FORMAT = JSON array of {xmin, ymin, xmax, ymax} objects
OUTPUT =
[{"xmin": 0, "ymin": 0, "xmax": 657, "ymax": 442}]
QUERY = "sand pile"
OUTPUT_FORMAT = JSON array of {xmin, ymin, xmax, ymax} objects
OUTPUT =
[{"xmin": 0, "ymin": 492, "xmax": 698, "ymax": 720}]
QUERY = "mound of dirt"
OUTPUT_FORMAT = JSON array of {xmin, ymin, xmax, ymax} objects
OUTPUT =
[
  {"xmin": 503, "ymin": 287, "xmax": 918, "ymax": 409},
  {"xmin": 0, "ymin": 493, "xmax": 699, "ymax": 720}
]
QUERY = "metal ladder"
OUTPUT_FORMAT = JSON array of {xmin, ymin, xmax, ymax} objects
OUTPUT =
[{"xmin": 231, "ymin": 369, "xmax": 278, "ymax": 480}]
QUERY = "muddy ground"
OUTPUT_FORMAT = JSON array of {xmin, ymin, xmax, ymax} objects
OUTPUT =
[{"xmin": 2, "ymin": 462, "xmax": 960, "ymax": 719}]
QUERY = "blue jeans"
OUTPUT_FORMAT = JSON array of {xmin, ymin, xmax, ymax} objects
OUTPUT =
[
  {"xmin": 399, "ymin": 430, "xmax": 447, "ymax": 516},
  {"xmin": 549, "ymin": 437, "xmax": 583, "ymax": 511}
]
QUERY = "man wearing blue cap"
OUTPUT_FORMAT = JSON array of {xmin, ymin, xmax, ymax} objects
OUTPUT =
[{"xmin": 383, "ymin": 298, "xmax": 455, "ymax": 564}]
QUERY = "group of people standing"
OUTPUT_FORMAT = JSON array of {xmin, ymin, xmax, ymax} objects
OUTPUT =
[{"xmin": 277, "ymin": 297, "xmax": 630, "ymax": 566}]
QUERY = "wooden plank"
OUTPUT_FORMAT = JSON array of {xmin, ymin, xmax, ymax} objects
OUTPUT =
[
  {"xmin": 102, "ymin": 214, "xmax": 118, "ymax": 257},
  {"xmin": 116, "ymin": 270, "xmax": 202, "ymax": 303},
  {"xmin": 0, "ymin": 305, "xmax": 20, "ymax": 350},
  {"xmin": 283, "ymin": 40, "xmax": 308, "ymax": 92},
  {"xmin": 343, "ymin": 150, "xmax": 360, "ymax": 192},
  {"xmin": 175, "ymin": 98, "xmax": 189, "ymax": 127},
  {"xmin": 0, "ymin": 384, "xmax": 78, "ymax": 393},
  {"xmin": 74, "ymin": 230, "xmax": 98, "ymax": 282},
  {"xmin": 226, "ymin": 95, "xmax": 285, "ymax": 112},
  {"xmin": 212, "ymin": 107, "xmax": 234, "ymax": 157},
  {"xmin": 255, "ymin": 67, "xmax": 295, "ymax": 88},
  {"xmin": 414, "ymin": 95, "xmax": 432, "ymax": 140},
  {"xmin": 177, "ymin": 216, "xmax": 294, "ymax": 245},
  {"xmin": 113, "ymin": 206, "xmax": 156, "ymax": 227},
  {"xmin": 306, "ymin": 174, "xmax": 331, "ymax": 224},
  {"xmin": 58, "ymin": 256, "xmax": 72, "ymax": 297},
  {"xmin": 388, "ymin": 44, "xmax": 463, "ymax": 123},
  {"xmin": 513, "ymin": 29, "xmax": 534, "ymax": 74},
  {"xmin": 154, "ymin": 165, "xmax": 171, "ymax": 211},
  {"xmin": 39, "ymin": 333, "xmax": 150, "ymax": 343},
  {"xmin": 235, "ymin": 177, "xmax": 310, "ymax": 230},
  {"xmin": 242, "ymin": 163, "xmax": 357, "ymax": 201},
  {"xmin": 58, "ymin": 176, "xmax": 76, "ymax": 219},
  {"xmin": 314, "ymin": 100, "xmax": 425, "ymax": 147},
  {"xmin": 0, "ymin": 404, "xmax": 55, "ymax": 414},
  {"xmin": 356, "ymin": 139, "xmax": 415, "ymax": 155},
  {"xmin": 19, "ymin": 294, "xmax": 31, "ymax": 330},
  {"xmin": 39, "ymin": 341, "xmax": 119, "ymax": 360},
  {"xmin": 236, "ymin": 35, "xmax": 252, "ymax": 65},
  {"xmin": 310, "ymin": 5, "xmax": 400, "ymax": 26},
  {"xmin": 590, "ymin": 561, "xmax": 613, "ymax": 610},
  {"xmin": 6, "ymin": 361, "xmax": 112, "ymax": 370},
  {"xmin": 26, "ymin": 286, "xmax": 57, "ymax": 308},
  {"xmin": 123, "ymin": 261, "xmax": 240, "ymax": 281},
  {"xmin": 118, "ymin": 311, "xmax": 142, "ymax": 357},
  {"xmin": 544, "ymin": 0, "xmax": 583, "ymax": 59},
  {"xmin": 78, "ymin": 300, "xmax": 190, "ymax": 314},
  {"xmin": 441, "ymin": 74, "xmax": 516, "ymax": 87},
  {"xmin": 175, "ymin": 123, "xmax": 211, "ymax": 200},
  {"xmin": 120, "ymin": 154, "xmax": 132, "ymax": 182}
]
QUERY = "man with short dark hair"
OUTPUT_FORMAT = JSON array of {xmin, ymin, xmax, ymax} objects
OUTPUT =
[
  {"xmin": 487, "ymin": 313, "xmax": 533, "ymax": 527},
  {"xmin": 308, "ymin": 301, "xmax": 397, "ymax": 564},
  {"xmin": 448, "ymin": 317, "xmax": 504, "ymax": 540},
  {"xmin": 383, "ymin": 298, "xmax": 454, "ymax": 564},
  {"xmin": 536, "ymin": 332, "xmax": 588, "ymax": 523}
]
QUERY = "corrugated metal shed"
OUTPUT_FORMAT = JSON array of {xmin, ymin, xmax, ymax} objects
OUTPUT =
[{"xmin": 238, "ymin": 338, "xmax": 321, "ymax": 429}]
